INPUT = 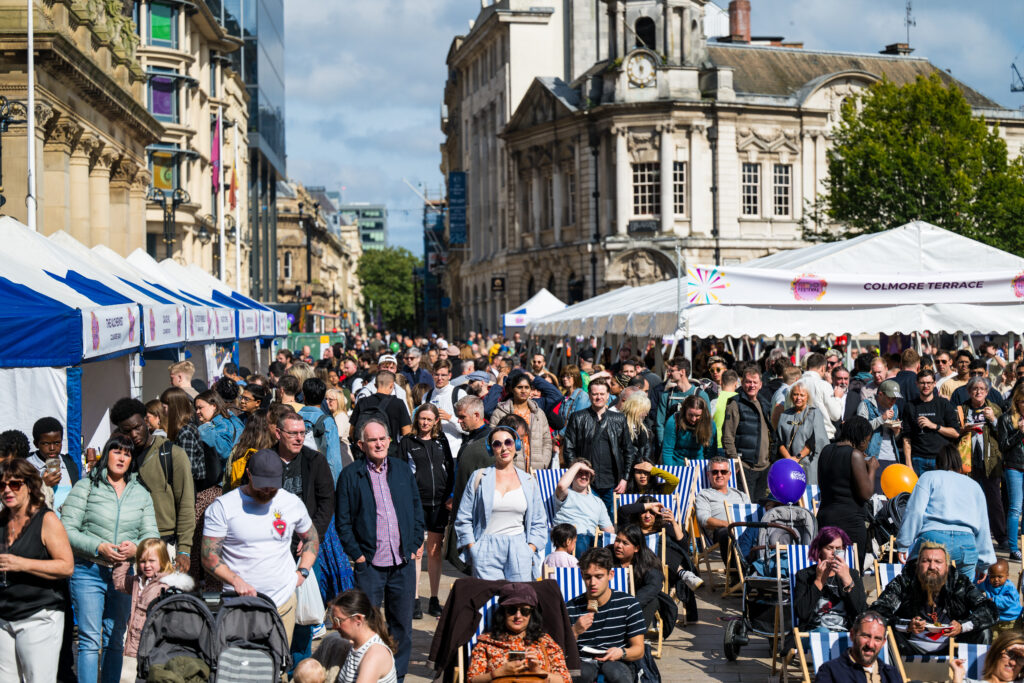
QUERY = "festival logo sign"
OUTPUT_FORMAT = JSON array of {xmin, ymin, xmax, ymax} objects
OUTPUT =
[
  {"xmin": 126, "ymin": 308, "xmax": 136, "ymax": 343},
  {"xmin": 791, "ymin": 274, "xmax": 828, "ymax": 302},
  {"xmin": 1013, "ymin": 271, "xmax": 1024, "ymax": 299},
  {"xmin": 687, "ymin": 267, "xmax": 729, "ymax": 304},
  {"xmin": 188, "ymin": 308, "xmax": 195, "ymax": 338},
  {"xmin": 149, "ymin": 309, "xmax": 157, "ymax": 342},
  {"xmin": 90, "ymin": 312, "xmax": 101, "ymax": 351},
  {"xmin": 176, "ymin": 308, "xmax": 182, "ymax": 337}
]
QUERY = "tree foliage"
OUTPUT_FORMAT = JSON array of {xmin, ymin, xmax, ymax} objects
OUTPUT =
[
  {"xmin": 806, "ymin": 73, "xmax": 1024, "ymax": 252},
  {"xmin": 356, "ymin": 246, "xmax": 421, "ymax": 330}
]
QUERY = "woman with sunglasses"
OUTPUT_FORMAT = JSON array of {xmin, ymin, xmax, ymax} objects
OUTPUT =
[
  {"xmin": 552, "ymin": 459, "xmax": 614, "ymax": 557},
  {"xmin": 0, "ymin": 458, "xmax": 74, "ymax": 683},
  {"xmin": 454, "ymin": 425, "xmax": 548, "ymax": 581},
  {"xmin": 61, "ymin": 433, "xmax": 158, "ymax": 683},
  {"xmin": 467, "ymin": 582, "xmax": 570, "ymax": 683},
  {"xmin": 328, "ymin": 589, "xmax": 398, "ymax": 683},
  {"xmin": 952, "ymin": 630, "xmax": 1024, "ymax": 683}
]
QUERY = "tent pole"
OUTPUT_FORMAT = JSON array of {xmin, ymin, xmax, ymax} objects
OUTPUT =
[
  {"xmin": 1010, "ymin": 333, "xmax": 1016, "ymax": 363},
  {"xmin": 845, "ymin": 334, "xmax": 852, "ymax": 368},
  {"xmin": 684, "ymin": 335, "xmax": 692, "ymax": 360},
  {"xmin": 669, "ymin": 337, "xmax": 679, "ymax": 361}
]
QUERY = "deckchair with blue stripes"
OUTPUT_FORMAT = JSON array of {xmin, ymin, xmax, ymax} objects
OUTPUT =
[
  {"xmin": 793, "ymin": 629, "xmax": 894, "ymax": 683},
  {"xmin": 721, "ymin": 503, "xmax": 765, "ymax": 597},
  {"xmin": 533, "ymin": 468, "xmax": 567, "ymax": 525},
  {"xmin": 956, "ymin": 643, "xmax": 988, "ymax": 680},
  {"xmin": 545, "ymin": 565, "xmax": 633, "ymax": 600},
  {"xmin": 873, "ymin": 563, "xmax": 904, "ymax": 598},
  {"xmin": 454, "ymin": 595, "xmax": 501, "ymax": 683}
]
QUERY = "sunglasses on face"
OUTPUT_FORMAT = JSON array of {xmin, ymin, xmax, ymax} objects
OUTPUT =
[
  {"xmin": 491, "ymin": 438, "xmax": 516, "ymax": 450},
  {"xmin": 710, "ymin": 469, "xmax": 729, "ymax": 476},
  {"xmin": 1, "ymin": 479, "xmax": 25, "ymax": 492},
  {"xmin": 506, "ymin": 605, "xmax": 533, "ymax": 616}
]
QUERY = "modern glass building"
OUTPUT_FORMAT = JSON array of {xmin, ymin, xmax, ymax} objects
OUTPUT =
[{"xmin": 339, "ymin": 203, "xmax": 388, "ymax": 251}]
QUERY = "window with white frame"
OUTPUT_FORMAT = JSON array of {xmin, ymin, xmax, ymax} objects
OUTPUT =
[
  {"xmin": 672, "ymin": 161, "xmax": 686, "ymax": 215},
  {"xmin": 565, "ymin": 169, "xmax": 576, "ymax": 225},
  {"xmin": 773, "ymin": 163, "xmax": 792, "ymax": 217},
  {"xmin": 632, "ymin": 163, "xmax": 660, "ymax": 216},
  {"xmin": 283, "ymin": 252, "xmax": 292, "ymax": 280},
  {"xmin": 741, "ymin": 162, "xmax": 760, "ymax": 216}
]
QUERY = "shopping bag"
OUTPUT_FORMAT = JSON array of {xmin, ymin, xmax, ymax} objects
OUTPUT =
[{"xmin": 295, "ymin": 560, "xmax": 325, "ymax": 626}]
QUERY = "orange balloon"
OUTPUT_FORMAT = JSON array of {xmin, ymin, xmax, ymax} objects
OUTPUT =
[{"xmin": 880, "ymin": 463, "xmax": 918, "ymax": 499}]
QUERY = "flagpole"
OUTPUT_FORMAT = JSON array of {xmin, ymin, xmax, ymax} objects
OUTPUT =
[
  {"xmin": 26, "ymin": 0, "xmax": 36, "ymax": 230},
  {"xmin": 217, "ymin": 105, "xmax": 225, "ymax": 280},
  {"xmin": 233, "ymin": 115, "xmax": 241, "ymax": 291}
]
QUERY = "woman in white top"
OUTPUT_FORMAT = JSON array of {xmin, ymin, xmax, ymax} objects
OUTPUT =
[
  {"xmin": 454, "ymin": 425, "xmax": 548, "ymax": 581},
  {"xmin": 330, "ymin": 589, "xmax": 398, "ymax": 683}
]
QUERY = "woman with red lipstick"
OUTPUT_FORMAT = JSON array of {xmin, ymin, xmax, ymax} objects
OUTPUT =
[{"xmin": 467, "ymin": 582, "xmax": 570, "ymax": 683}]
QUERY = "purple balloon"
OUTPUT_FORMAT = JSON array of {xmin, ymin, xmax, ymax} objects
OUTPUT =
[{"xmin": 767, "ymin": 459, "xmax": 807, "ymax": 504}]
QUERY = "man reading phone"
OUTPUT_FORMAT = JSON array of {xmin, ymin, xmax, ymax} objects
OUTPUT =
[{"xmin": 565, "ymin": 548, "xmax": 645, "ymax": 683}]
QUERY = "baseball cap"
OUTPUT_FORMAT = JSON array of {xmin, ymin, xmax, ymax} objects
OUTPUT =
[
  {"xmin": 498, "ymin": 582, "xmax": 538, "ymax": 607},
  {"xmin": 378, "ymin": 354, "xmax": 398, "ymax": 365},
  {"xmin": 579, "ymin": 349, "xmax": 596, "ymax": 362},
  {"xmin": 467, "ymin": 371, "xmax": 493, "ymax": 382},
  {"xmin": 878, "ymin": 379, "xmax": 902, "ymax": 399},
  {"xmin": 248, "ymin": 449, "xmax": 283, "ymax": 489},
  {"xmin": 436, "ymin": 340, "xmax": 449, "ymax": 350}
]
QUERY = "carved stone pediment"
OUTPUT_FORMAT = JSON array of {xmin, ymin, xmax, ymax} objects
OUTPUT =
[{"xmin": 736, "ymin": 126, "xmax": 800, "ymax": 154}]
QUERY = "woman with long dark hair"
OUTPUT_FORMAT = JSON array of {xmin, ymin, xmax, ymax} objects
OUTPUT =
[
  {"xmin": 328, "ymin": 589, "xmax": 398, "ymax": 683},
  {"xmin": 62, "ymin": 434, "xmax": 158, "ymax": 683},
  {"xmin": 159, "ymin": 387, "xmax": 204, "ymax": 482},
  {"xmin": 194, "ymin": 389, "xmax": 243, "ymax": 465},
  {"xmin": 816, "ymin": 416, "xmax": 877, "ymax": 570},
  {"xmin": 467, "ymin": 582, "xmax": 570, "ymax": 683},
  {"xmin": 611, "ymin": 524, "xmax": 665, "ymax": 627},
  {"xmin": 490, "ymin": 372, "xmax": 553, "ymax": 470},
  {"xmin": 661, "ymin": 394, "xmax": 716, "ymax": 464}
]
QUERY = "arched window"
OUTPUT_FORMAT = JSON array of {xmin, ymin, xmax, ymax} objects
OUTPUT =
[
  {"xmin": 568, "ymin": 272, "xmax": 585, "ymax": 304},
  {"xmin": 547, "ymin": 274, "xmax": 556, "ymax": 295},
  {"xmin": 635, "ymin": 17, "xmax": 656, "ymax": 51},
  {"xmin": 527, "ymin": 276, "xmax": 536, "ymax": 299}
]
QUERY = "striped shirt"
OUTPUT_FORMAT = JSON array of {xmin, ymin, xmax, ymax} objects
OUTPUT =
[
  {"xmin": 565, "ymin": 590, "xmax": 645, "ymax": 651},
  {"xmin": 367, "ymin": 458, "xmax": 403, "ymax": 566}
]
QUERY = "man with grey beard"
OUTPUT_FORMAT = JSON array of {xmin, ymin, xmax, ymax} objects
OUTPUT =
[{"xmin": 870, "ymin": 542, "xmax": 996, "ymax": 655}]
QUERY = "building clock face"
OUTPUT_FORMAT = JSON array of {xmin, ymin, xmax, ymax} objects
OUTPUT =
[{"xmin": 626, "ymin": 52, "xmax": 657, "ymax": 88}]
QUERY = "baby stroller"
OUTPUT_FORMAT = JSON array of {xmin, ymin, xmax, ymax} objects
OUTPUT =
[
  {"xmin": 136, "ymin": 588, "xmax": 218, "ymax": 682},
  {"xmin": 213, "ymin": 592, "xmax": 292, "ymax": 682},
  {"xmin": 722, "ymin": 503, "xmax": 818, "ymax": 665},
  {"xmin": 867, "ymin": 492, "xmax": 909, "ymax": 562}
]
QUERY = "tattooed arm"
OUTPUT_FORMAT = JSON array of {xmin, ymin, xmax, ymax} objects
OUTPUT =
[
  {"xmin": 295, "ymin": 526, "xmax": 319, "ymax": 586},
  {"xmin": 201, "ymin": 535, "xmax": 255, "ymax": 596}
]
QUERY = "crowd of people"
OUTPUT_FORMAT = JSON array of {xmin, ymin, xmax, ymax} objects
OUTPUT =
[{"xmin": 2, "ymin": 329, "xmax": 1024, "ymax": 682}]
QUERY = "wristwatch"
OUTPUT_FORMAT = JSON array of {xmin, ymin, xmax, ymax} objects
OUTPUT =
[{"xmin": 297, "ymin": 568, "xmax": 310, "ymax": 579}]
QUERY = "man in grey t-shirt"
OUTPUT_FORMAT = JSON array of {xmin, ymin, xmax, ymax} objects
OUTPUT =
[{"xmin": 694, "ymin": 457, "xmax": 750, "ymax": 563}]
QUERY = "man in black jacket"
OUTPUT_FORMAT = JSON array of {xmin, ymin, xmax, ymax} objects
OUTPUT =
[
  {"xmin": 274, "ymin": 411, "xmax": 335, "ymax": 669},
  {"xmin": 815, "ymin": 612, "xmax": 901, "ymax": 683},
  {"xmin": 563, "ymin": 378, "xmax": 637, "ymax": 516},
  {"xmin": 870, "ymin": 543, "xmax": 996, "ymax": 655},
  {"xmin": 722, "ymin": 366, "xmax": 774, "ymax": 500},
  {"xmin": 445, "ymin": 395, "xmax": 491, "ymax": 573}
]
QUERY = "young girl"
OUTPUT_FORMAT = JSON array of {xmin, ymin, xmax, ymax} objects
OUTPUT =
[{"xmin": 113, "ymin": 538, "xmax": 194, "ymax": 683}]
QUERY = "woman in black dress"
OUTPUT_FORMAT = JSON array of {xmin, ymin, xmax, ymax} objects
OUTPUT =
[{"xmin": 815, "ymin": 416, "xmax": 877, "ymax": 570}]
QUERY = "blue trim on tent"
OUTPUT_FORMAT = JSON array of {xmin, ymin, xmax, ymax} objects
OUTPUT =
[
  {"xmin": 0, "ymin": 275, "xmax": 82, "ymax": 367},
  {"xmin": 138, "ymin": 279, "xmax": 209, "ymax": 307},
  {"xmin": 229, "ymin": 291, "xmax": 273, "ymax": 312},
  {"xmin": 114, "ymin": 276, "xmax": 176, "ymax": 305},
  {"xmin": 66, "ymin": 367, "xmax": 82, "ymax": 465},
  {"xmin": 84, "ymin": 347, "xmax": 140, "ymax": 363},
  {"xmin": 144, "ymin": 347, "xmax": 182, "ymax": 362},
  {"xmin": 46, "ymin": 270, "xmax": 135, "ymax": 306}
]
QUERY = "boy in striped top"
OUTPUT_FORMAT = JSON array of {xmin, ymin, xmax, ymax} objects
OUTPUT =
[{"xmin": 564, "ymin": 548, "xmax": 645, "ymax": 683}]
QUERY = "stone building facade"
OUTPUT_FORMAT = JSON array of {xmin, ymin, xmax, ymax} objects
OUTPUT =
[
  {"xmin": 276, "ymin": 180, "xmax": 362, "ymax": 330},
  {"xmin": 0, "ymin": 0, "xmax": 161, "ymax": 254},
  {"xmin": 442, "ymin": 0, "xmax": 1024, "ymax": 335}
]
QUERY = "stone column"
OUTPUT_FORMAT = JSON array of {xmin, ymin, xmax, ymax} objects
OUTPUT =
[
  {"xmin": 69, "ymin": 135, "xmax": 95, "ymax": 244},
  {"xmin": 613, "ymin": 126, "xmax": 630, "ymax": 236},
  {"xmin": 530, "ymin": 166, "xmax": 541, "ymax": 242},
  {"xmin": 129, "ymin": 169, "xmax": 151, "ymax": 254},
  {"xmin": 552, "ymin": 158, "xmax": 564, "ymax": 243},
  {"xmin": 109, "ymin": 158, "xmax": 134, "ymax": 254},
  {"xmin": 42, "ymin": 119, "xmax": 80, "ymax": 237},
  {"xmin": 658, "ymin": 123, "xmax": 674, "ymax": 234},
  {"xmin": 89, "ymin": 143, "xmax": 115, "ymax": 248}
]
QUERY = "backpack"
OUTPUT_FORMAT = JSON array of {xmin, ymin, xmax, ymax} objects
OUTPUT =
[
  {"xmin": 302, "ymin": 413, "xmax": 329, "ymax": 453},
  {"xmin": 356, "ymin": 395, "xmax": 396, "ymax": 438}
]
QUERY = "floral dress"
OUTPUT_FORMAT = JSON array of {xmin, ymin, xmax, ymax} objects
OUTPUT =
[{"xmin": 467, "ymin": 632, "xmax": 571, "ymax": 682}]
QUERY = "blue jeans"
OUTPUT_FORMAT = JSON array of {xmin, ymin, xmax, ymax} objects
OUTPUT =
[
  {"xmin": 574, "ymin": 533, "xmax": 595, "ymax": 558},
  {"xmin": 69, "ymin": 560, "xmax": 131, "ymax": 683},
  {"xmin": 912, "ymin": 456, "xmax": 937, "ymax": 476},
  {"xmin": 914, "ymin": 530, "xmax": 978, "ymax": 581},
  {"xmin": 1006, "ymin": 469, "xmax": 1024, "ymax": 553},
  {"xmin": 353, "ymin": 562, "xmax": 415, "ymax": 683},
  {"xmin": 593, "ymin": 487, "xmax": 615, "ymax": 519}
]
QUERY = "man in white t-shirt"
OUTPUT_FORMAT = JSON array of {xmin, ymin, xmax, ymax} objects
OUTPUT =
[
  {"xmin": 425, "ymin": 359, "xmax": 464, "ymax": 455},
  {"xmin": 202, "ymin": 449, "xmax": 318, "ymax": 644}
]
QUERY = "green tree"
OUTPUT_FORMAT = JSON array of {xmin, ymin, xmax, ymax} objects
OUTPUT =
[
  {"xmin": 806, "ymin": 73, "xmax": 1024, "ymax": 252},
  {"xmin": 356, "ymin": 246, "xmax": 421, "ymax": 330}
]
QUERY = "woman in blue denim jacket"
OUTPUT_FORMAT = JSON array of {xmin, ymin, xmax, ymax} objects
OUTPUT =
[{"xmin": 194, "ymin": 390, "xmax": 243, "ymax": 463}]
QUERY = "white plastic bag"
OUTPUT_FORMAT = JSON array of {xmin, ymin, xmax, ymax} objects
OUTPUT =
[{"xmin": 295, "ymin": 560, "xmax": 325, "ymax": 626}]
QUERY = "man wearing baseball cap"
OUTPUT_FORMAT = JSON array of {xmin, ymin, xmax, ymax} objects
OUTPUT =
[
  {"xmin": 202, "ymin": 449, "xmax": 318, "ymax": 644},
  {"xmin": 856, "ymin": 379, "xmax": 904, "ymax": 483},
  {"xmin": 353, "ymin": 353, "xmax": 409, "ymax": 404}
]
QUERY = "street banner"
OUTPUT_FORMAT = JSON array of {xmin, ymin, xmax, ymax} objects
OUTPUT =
[
  {"xmin": 448, "ymin": 171, "xmax": 466, "ymax": 245},
  {"xmin": 83, "ymin": 306, "xmax": 139, "ymax": 358},
  {"xmin": 686, "ymin": 265, "xmax": 1024, "ymax": 306},
  {"xmin": 145, "ymin": 304, "xmax": 185, "ymax": 347}
]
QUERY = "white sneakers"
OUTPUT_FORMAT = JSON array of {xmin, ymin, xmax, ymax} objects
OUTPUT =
[{"xmin": 680, "ymin": 570, "xmax": 704, "ymax": 591}]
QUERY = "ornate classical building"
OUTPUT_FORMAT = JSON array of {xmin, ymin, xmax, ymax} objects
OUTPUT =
[
  {"xmin": 134, "ymin": 0, "xmax": 251, "ymax": 292},
  {"xmin": 275, "ymin": 180, "xmax": 363, "ymax": 331},
  {"xmin": 442, "ymin": 0, "xmax": 1024, "ymax": 335},
  {"xmin": 0, "ymin": 0, "xmax": 160, "ymax": 253}
]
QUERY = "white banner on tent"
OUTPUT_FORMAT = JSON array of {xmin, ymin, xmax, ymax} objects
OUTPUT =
[
  {"xmin": 504, "ymin": 314, "xmax": 528, "ymax": 327},
  {"xmin": 238, "ymin": 310, "xmax": 259, "ymax": 338},
  {"xmin": 259, "ymin": 310, "xmax": 275, "ymax": 337},
  {"xmin": 82, "ymin": 306, "xmax": 139, "ymax": 358},
  {"xmin": 145, "ymin": 304, "xmax": 185, "ymax": 347},
  {"xmin": 275, "ymin": 311, "xmax": 289, "ymax": 336},
  {"xmin": 208, "ymin": 308, "xmax": 234, "ymax": 339},
  {"xmin": 188, "ymin": 306, "xmax": 212, "ymax": 341},
  {"xmin": 685, "ymin": 265, "xmax": 1024, "ymax": 306}
]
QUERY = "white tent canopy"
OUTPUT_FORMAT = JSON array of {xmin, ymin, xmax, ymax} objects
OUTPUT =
[
  {"xmin": 502, "ymin": 288, "xmax": 568, "ymax": 328},
  {"xmin": 528, "ymin": 222, "xmax": 1024, "ymax": 338}
]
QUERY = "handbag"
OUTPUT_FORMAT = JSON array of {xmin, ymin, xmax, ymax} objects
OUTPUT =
[{"xmin": 294, "ymin": 559, "xmax": 325, "ymax": 625}]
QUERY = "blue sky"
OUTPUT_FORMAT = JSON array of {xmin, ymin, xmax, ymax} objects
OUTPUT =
[{"xmin": 283, "ymin": 0, "xmax": 1024, "ymax": 257}]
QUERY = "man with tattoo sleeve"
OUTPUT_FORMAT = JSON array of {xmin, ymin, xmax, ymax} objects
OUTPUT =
[{"xmin": 202, "ymin": 449, "xmax": 317, "ymax": 644}]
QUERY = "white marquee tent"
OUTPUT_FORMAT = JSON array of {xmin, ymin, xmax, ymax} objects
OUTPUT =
[
  {"xmin": 529, "ymin": 222, "xmax": 1024, "ymax": 340},
  {"xmin": 502, "ymin": 288, "xmax": 568, "ymax": 330}
]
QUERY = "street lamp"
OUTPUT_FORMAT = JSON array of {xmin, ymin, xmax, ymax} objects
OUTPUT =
[
  {"xmin": 197, "ymin": 214, "xmax": 214, "ymax": 245},
  {"xmin": 147, "ymin": 186, "xmax": 191, "ymax": 257},
  {"xmin": 0, "ymin": 96, "xmax": 27, "ymax": 209}
]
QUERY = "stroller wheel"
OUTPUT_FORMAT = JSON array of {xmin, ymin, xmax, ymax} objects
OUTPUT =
[{"xmin": 723, "ymin": 618, "xmax": 743, "ymax": 661}]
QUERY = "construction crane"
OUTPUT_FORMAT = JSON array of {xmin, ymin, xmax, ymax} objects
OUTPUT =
[{"xmin": 1013, "ymin": 62, "xmax": 1024, "ymax": 93}]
